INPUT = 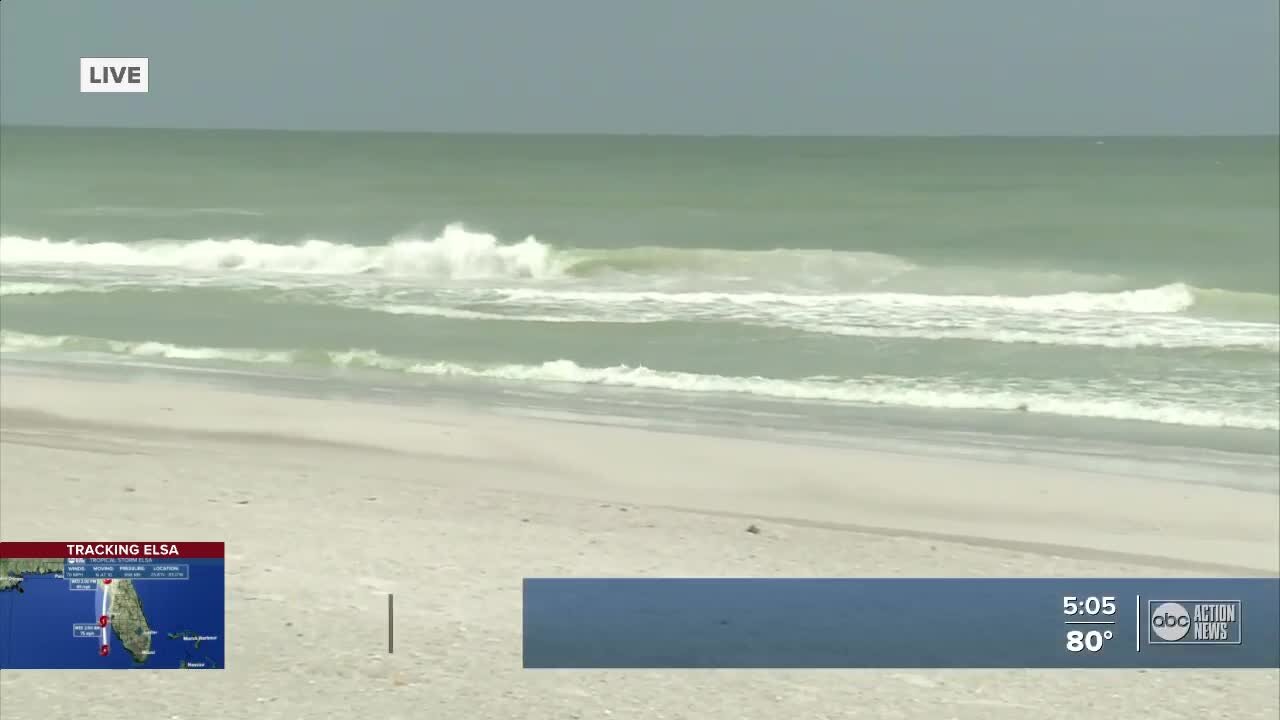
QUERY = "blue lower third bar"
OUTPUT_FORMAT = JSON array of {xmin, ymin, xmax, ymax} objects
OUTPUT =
[{"xmin": 522, "ymin": 578, "xmax": 1279, "ymax": 669}]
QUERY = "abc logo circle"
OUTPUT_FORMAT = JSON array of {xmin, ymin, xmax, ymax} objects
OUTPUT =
[{"xmin": 1151, "ymin": 602, "xmax": 1191, "ymax": 641}]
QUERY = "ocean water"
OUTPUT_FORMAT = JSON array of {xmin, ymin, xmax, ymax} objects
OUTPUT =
[{"xmin": 1, "ymin": 127, "xmax": 1277, "ymax": 475}]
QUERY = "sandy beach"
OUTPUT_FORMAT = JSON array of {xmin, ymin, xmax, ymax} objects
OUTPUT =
[{"xmin": 1, "ymin": 370, "xmax": 1277, "ymax": 719}]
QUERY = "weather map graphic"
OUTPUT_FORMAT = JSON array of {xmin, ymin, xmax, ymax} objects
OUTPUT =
[{"xmin": 0, "ymin": 542, "xmax": 225, "ymax": 669}]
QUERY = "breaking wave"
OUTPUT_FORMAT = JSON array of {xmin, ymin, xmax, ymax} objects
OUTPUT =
[
  {"xmin": 5, "ymin": 226, "xmax": 1275, "ymax": 351},
  {"xmin": 0, "ymin": 330, "xmax": 293, "ymax": 364},
  {"xmin": 0, "ymin": 282, "xmax": 107, "ymax": 296},
  {"xmin": 357, "ymin": 300, "xmax": 1276, "ymax": 350},
  {"xmin": 2, "ymin": 330, "xmax": 1275, "ymax": 431},
  {"xmin": 358, "ymin": 285, "xmax": 1277, "ymax": 351},
  {"xmin": 1, "ymin": 226, "xmax": 913, "ymax": 287},
  {"xmin": 0, "ymin": 225, "xmax": 556, "ymax": 280},
  {"xmin": 3, "ymin": 227, "xmax": 1272, "ymax": 314}
]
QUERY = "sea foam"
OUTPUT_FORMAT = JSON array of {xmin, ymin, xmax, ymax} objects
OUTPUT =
[
  {"xmin": 3, "ymin": 330, "xmax": 1272, "ymax": 430},
  {"xmin": 0, "ymin": 225, "xmax": 556, "ymax": 280}
]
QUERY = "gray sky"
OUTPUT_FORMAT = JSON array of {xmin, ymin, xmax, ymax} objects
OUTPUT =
[{"xmin": 1, "ymin": 0, "xmax": 1277, "ymax": 135}]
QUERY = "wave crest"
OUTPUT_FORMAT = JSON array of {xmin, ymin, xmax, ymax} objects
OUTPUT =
[
  {"xmin": 0, "ymin": 330, "xmax": 294, "ymax": 364},
  {"xmin": 4, "ymin": 330, "xmax": 1272, "ymax": 430},
  {"xmin": 0, "ymin": 282, "xmax": 106, "ymax": 296},
  {"xmin": 0, "ymin": 224, "xmax": 556, "ymax": 280},
  {"xmin": 0, "ymin": 227, "xmax": 1084, "ymax": 293},
  {"xmin": 329, "ymin": 350, "xmax": 1278, "ymax": 430}
]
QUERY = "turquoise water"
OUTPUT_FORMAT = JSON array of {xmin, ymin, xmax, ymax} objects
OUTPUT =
[{"xmin": 1, "ymin": 127, "xmax": 1277, "ymax": 463}]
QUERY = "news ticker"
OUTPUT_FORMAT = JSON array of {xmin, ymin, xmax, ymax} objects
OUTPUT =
[
  {"xmin": 522, "ymin": 578, "xmax": 1280, "ymax": 668},
  {"xmin": 0, "ymin": 542, "xmax": 225, "ymax": 670}
]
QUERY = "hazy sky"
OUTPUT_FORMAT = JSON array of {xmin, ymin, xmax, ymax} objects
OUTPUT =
[{"xmin": 1, "ymin": 0, "xmax": 1277, "ymax": 135}]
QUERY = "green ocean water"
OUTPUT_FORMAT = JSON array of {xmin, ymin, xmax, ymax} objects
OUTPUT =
[{"xmin": 1, "ymin": 127, "xmax": 1277, "ymax": 464}]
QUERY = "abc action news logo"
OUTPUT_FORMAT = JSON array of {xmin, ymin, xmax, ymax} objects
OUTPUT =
[
  {"xmin": 1148, "ymin": 600, "xmax": 1242, "ymax": 645},
  {"xmin": 80, "ymin": 58, "xmax": 148, "ymax": 93}
]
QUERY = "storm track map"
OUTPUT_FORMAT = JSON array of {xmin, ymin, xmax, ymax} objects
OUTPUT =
[{"xmin": 0, "ymin": 542, "xmax": 225, "ymax": 669}]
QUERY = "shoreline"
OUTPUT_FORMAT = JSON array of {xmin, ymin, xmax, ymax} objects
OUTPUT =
[
  {"xmin": 5, "ymin": 355, "xmax": 1277, "ymax": 491},
  {"xmin": 2, "ymin": 368, "xmax": 1276, "ymax": 573}
]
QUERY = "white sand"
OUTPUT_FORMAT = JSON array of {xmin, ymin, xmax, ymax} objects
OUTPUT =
[{"xmin": 0, "ymin": 372, "xmax": 1276, "ymax": 719}]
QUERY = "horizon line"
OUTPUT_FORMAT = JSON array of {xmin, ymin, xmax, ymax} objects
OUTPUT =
[{"xmin": 2, "ymin": 122, "xmax": 1278, "ymax": 140}]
